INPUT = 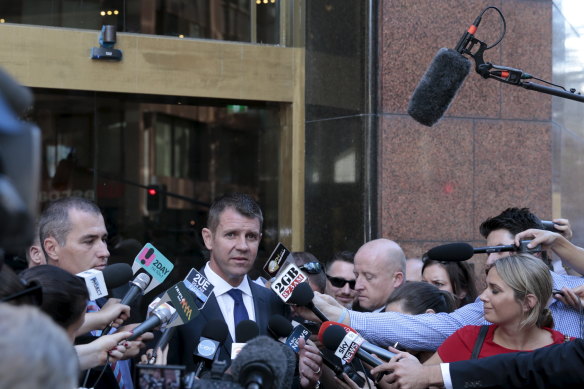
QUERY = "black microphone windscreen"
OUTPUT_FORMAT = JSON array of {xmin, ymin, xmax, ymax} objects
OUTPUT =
[
  {"xmin": 280, "ymin": 339, "xmax": 297, "ymax": 389},
  {"xmin": 268, "ymin": 315, "xmax": 293, "ymax": 338},
  {"xmin": 102, "ymin": 263, "xmax": 133, "ymax": 289},
  {"xmin": 230, "ymin": 336, "xmax": 290, "ymax": 389},
  {"xmin": 407, "ymin": 48, "xmax": 471, "ymax": 126},
  {"xmin": 287, "ymin": 282, "xmax": 314, "ymax": 306},
  {"xmin": 201, "ymin": 319, "xmax": 229, "ymax": 342},
  {"xmin": 427, "ymin": 242, "xmax": 474, "ymax": 262},
  {"xmin": 321, "ymin": 325, "xmax": 348, "ymax": 351},
  {"xmin": 235, "ymin": 320, "xmax": 259, "ymax": 343}
]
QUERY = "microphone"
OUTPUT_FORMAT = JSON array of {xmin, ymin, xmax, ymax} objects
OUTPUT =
[
  {"xmin": 268, "ymin": 315, "xmax": 345, "ymax": 377},
  {"xmin": 76, "ymin": 263, "xmax": 133, "ymax": 300},
  {"xmin": 427, "ymin": 242, "xmax": 475, "ymax": 262},
  {"xmin": 102, "ymin": 263, "xmax": 134, "ymax": 289},
  {"xmin": 287, "ymin": 282, "xmax": 329, "ymax": 322},
  {"xmin": 232, "ymin": 320, "xmax": 260, "ymax": 360},
  {"xmin": 121, "ymin": 272, "xmax": 152, "ymax": 305},
  {"xmin": 407, "ymin": 48, "xmax": 471, "ymax": 127},
  {"xmin": 320, "ymin": 324, "xmax": 385, "ymax": 367},
  {"xmin": 325, "ymin": 321, "xmax": 397, "ymax": 362},
  {"xmin": 126, "ymin": 302, "xmax": 175, "ymax": 341},
  {"xmin": 230, "ymin": 335, "xmax": 292, "ymax": 389},
  {"xmin": 427, "ymin": 240, "xmax": 540, "ymax": 262},
  {"xmin": 267, "ymin": 315, "xmax": 311, "ymax": 352},
  {"xmin": 193, "ymin": 320, "xmax": 229, "ymax": 377},
  {"xmin": 149, "ymin": 326, "xmax": 177, "ymax": 364},
  {"xmin": 101, "ymin": 271, "xmax": 151, "ymax": 335}
]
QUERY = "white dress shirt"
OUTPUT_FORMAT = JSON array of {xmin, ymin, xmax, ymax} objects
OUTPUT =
[{"xmin": 204, "ymin": 263, "xmax": 256, "ymax": 341}]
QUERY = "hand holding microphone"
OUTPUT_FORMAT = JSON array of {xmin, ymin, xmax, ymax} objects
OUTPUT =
[{"xmin": 97, "ymin": 298, "xmax": 131, "ymax": 329}]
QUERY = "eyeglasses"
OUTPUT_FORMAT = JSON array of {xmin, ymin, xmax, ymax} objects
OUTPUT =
[
  {"xmin": 326, "ymin": 275, "xmax": 356, "ymax": 289},
  {"xmin": 298, "ymin": 262, "xmax": 323, "ymax": 274}
]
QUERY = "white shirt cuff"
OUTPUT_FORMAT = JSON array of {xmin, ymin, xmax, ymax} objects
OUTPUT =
[{"xmin": 440, "ymin": 363, "xmax": 453, "ymax": 389}]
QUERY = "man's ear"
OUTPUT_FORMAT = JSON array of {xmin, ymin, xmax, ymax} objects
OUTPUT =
[
  {"xmin": 42, "ymin": 237, "xmax": 60, "ymax": 263},
  {"xmin": 28, "ymin": 245, "xmax": 46, "ymax": 266},
  {"xmin": 425, "ymin": 308, "xmax": 436, "ymax": 314},
  {"xmin": 393, "ymin": 271, "xmax": 405, "ymax": 288},
  {"xmin": 202, "ymin": 228, "xmax": 213, "ymax": 251}
]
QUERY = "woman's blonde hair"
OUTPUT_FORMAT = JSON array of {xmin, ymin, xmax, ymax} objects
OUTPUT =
[{"xmin": 493, "ymin": 253, "xmax": 553, "ymax": 329}]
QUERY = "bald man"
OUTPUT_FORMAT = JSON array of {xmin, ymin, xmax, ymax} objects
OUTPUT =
[{"xmin": 353, "ymin": 239, "xmax": 406, "ymax": 312}]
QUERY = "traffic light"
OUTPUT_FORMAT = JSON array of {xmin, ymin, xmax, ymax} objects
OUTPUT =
[{"xmin": 146, "ymin": 184, "xmax": 165, "ymax": 212}]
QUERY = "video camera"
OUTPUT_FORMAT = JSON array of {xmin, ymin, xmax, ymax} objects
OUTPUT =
[{"xmin": 0, "ymin": 67, "xmax": 40, "ymax": 257}]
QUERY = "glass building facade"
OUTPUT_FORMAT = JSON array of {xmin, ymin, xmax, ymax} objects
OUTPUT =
[{"xmin": 2, "ymin": 0, "xmax": 584, "ymax": 287}]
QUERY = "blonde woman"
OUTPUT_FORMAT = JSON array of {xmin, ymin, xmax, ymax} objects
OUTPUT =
[{"xmin": 426, "ymin": 253, "xmax": 572, "ymax": 363}]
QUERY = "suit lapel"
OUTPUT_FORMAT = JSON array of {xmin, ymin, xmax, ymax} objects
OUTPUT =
[{"xmin": 250, "ymin": 281, "xmax": 268, "ymax": 334}]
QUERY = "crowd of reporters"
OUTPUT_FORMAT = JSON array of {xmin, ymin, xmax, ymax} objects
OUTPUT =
[{"xmin": 2, "ymin": 195, "xmax": 584, "ymax": 389}]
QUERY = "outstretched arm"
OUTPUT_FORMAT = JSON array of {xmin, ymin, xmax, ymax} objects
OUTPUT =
[{"xmin": 515, "ymin": 229, "xmax": 584, "ymax": 274}]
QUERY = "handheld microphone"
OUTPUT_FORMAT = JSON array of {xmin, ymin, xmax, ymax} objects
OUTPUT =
[
  {"xmin": 230, "ymin": 335, "xmax": 291, "ymax": 389},
  {"xmin": 268, "ymin": 315, "xmax": 345, "ymax": 377},
  {"xmin": 76, "ymin": 263, "xmax": 133, "ymax": 300},
  {"xmin": 193, "ymin": 320, "xmax": 229, "ymax": 377},
  {"xmin": 126, "ymin": 302, "xmax": 175, "ymax": 341},
  {"xmin": 102, "ymin": 263, "xmax": 134, "ymax": 289},
  {"xmin": 267, "ymin": 314, "xmax": 311, "ymax": 353},
  {"xmin": 121, "ymin": 272, "xmax": 152, "ymax": 305},
  {"xmin": 232, "ymin": 320, "xmax": 260, "ymax": 360},
  {"xmin": 101, "ymin": 271, "xmax": 151, "ymax": 335},
  {"xmin": 287, "ymin": 282, "xmax": 329, "ymax": 323},
  {"xmin": 321, "ymin": 324, "xmax": 384, "ymax": 367},
  {"xmin": 149, "ymin": 326, "xmax": 176, "ymax": 364},
  {"xmin": 328, "ymin": 321, "xmax": 397, "ymax": 362}
]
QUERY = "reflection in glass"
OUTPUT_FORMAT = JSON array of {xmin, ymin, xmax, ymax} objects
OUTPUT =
[{"xmin": 0, "ymin": 0, "xmax": 280, "ymax": 44}]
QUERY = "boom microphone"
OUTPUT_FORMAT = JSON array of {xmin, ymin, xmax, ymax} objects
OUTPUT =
[
  {"xmin": 407, "ymin": 48, "xmax": 471, "ymax": 126},
  {"xmin": 427, "ymin": 240, "xmax": 541, "ymax": 262},
  {"xmin": 287, "ymin": 282, "xmax": 329, "ymax": 322},
  {"xmin": 427, "ymin": 242, "xmax": 475, "ymax": 262}
]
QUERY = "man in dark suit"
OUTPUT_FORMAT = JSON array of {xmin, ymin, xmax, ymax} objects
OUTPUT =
[
  {"xmin": 371, "ymin": 339, "xmax": 584, "ymax": 389},
  {"xmin": 171, "ymin": 193, "xmax": 322, "ymax": 387},
  {"xmin": 39, "ymin": 196, "xmax": 151, "ymax": 389}
]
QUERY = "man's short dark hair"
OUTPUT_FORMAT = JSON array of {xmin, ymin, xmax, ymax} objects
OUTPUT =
[
  {"xmin": 479, "ymin": 207, "xmax": 544, "ymax": 238},
  {"xmin": 326, "ymin": 251, "xmax": 355, "ymax": 273},
  {"xmin": 39, "ymin": 197, "xmax": 102, "ymax": 247},
  {"xmin": 207, "ymin": 193, "xmax": 263, "ymax": 232}
]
